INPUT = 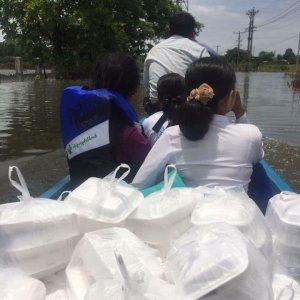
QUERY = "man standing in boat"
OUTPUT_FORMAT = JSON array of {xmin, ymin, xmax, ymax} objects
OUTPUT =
[{"xmin": 143, "ymin": 12, "xmax": 216, "ymax": 115}]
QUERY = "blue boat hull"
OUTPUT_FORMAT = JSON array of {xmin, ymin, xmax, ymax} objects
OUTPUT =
[{"xmin": 40, "ymin": 160, "xmax": 293, "ymax": 204}]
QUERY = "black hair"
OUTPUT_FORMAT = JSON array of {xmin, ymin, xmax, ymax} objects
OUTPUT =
[
  {"xmin": 92, "ymin": 53, "xmax": 139, "ymax": 99},
  {"xmin": 179, "ymin": 56, "xmax": 236, "ymax": 141},
  {"xmin": 157, "ymin": 73, "xmax": 186, "ymax": 125},
  {"xmin": 169, "ymin": 12, "xmax": 197, "ymax": 38}
]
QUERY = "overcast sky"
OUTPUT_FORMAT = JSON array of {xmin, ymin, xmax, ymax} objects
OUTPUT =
[{"xmin": 190, "ymin": 0, "xmax": 300, "ymax": 56}]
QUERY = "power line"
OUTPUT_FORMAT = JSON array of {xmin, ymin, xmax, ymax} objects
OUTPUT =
[
  {"xmin": 257, "ymin": 11, "xmax": 300, "ymax": 33},
  {"xmin": 256, "ymin": 0, "xmax": 300, "ymax": 28},
  {"xmin": 270, "ymin": 33, "xmax": 300, "ymax": 45}
]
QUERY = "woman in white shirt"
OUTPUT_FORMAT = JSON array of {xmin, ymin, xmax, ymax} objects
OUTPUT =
[
  {"xmin": 143, "ymin": 73, "xmax": 186, "ymax": 145},
  {"xmin": 132, "ymin": 57, "xmax": 263, "ymax": 191}
]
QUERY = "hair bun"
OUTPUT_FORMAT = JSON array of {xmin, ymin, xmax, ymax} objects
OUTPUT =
[{"xmin": 187, "ymin": 83, "xmax": 215, "ymax": 105}]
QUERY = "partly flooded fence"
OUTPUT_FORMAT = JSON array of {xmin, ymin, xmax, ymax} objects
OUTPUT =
[{"xmin": 0, "ymin": 56, "xmax": 52, "ymax": 79}]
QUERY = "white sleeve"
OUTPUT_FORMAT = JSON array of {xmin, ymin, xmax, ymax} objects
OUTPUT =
[
  {"xmin": 236, "ymin": 113, "xmax": 250, "ymax": 124},
  {"xmin": 131, "ymin": 132, "xmax": 172, "ymax": 189},
  {"xmin": 148, "ymin": 62, "xmax": 166, "ymax": 103},
  {"xmin": 251, "ymin": 128, "xmax": 264, "ymax": 163}
]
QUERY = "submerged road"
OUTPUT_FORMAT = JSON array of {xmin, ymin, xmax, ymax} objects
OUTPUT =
[{"xmin": 0, "ymin": 148, "xmax": 68, "ymax": 204}]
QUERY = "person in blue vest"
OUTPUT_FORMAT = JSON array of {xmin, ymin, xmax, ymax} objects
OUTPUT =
[{"xmin": 60, "ymin": 53, "xmax": 151, "ymax": 185}]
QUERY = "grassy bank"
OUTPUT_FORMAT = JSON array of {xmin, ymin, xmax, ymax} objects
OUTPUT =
[{"xmin": 287, "ymin": 69, "xmax": 300, "ymax": 89}]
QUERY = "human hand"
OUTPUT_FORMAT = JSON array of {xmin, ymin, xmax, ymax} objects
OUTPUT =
[{"xmin": 231, "ymin": 90, "xmax": 245, "ymax": 119}]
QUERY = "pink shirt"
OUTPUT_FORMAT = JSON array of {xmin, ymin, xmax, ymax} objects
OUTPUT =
[{"xmin": 114, "ymin": 125, "xmax": 151, "ymax": 168}]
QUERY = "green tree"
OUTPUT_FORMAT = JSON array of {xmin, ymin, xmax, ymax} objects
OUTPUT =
[
  {"xmin": 0, "ymin": 0, "xmax": 194, "ymax": 77},
  {"xmin": 258, "ymin": 51, "xmax": 275, "ymax": 63},
  {"xmin": 225, "ymin": 47, "xmax": 248, "ymax": 64},
  {"xmin": 0, "ymin": 40, "xmax": 21, "ymax": 57},
  {"xmin": 283, "ymin": 48, "xmax": 296, "ymax": 64}
]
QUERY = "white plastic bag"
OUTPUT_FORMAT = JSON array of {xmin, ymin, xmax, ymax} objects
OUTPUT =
[
  {"xmin": 191, "ymin": 187, "xmax": 273, "ymax": 260},
  {"xmin": 273, "ymin": 272, "xmax": 300, "ymax": 300},
  {"xmin": 64, "ymin": 164, "xmax": 143, "ymax": 233},
  {"xmin": 0, "ymin": 268, "xmax": 46, "ymax": 300},
  {"xmin": 266, "ymin": 192, "xmax": 300, "ymax": 279},
  {"xmin": 165, "ymin": 223, "xmax": 273, "ymax": 300},
  {"xmin": 42, "ymin": 270, "xmax": 68, "ymax": 300},
  {"xmin": 84, "ymin": 250, "xmax": 191, "ymax": 300},
  {"xmin": 0, "ymin": 166, "xmax": 81, "ymax": 278},
  {"xmin": 126, "ymin": 165, "xmax": 199, "ymax": 255},
  {"xmin": 66, "ymin": 227, "xmax": 164, "ymax": 300}
]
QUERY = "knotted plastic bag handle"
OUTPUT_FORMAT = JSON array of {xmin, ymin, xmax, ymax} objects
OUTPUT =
[
  {"xmin": 8, "ymin": 166, "xmax": 31, "ymax": 202},
  {"xmin": 94, "ymin": 164, "xmax": 131, "ymax": 203},
  {"xmin": 109, "ymin": 164, "xmax": 131, "ymax": 189},
  {"xmin": 163, "ymin": 164, "xmax": 177, "ymax": 192},
  {"xmin": 275, "ymin": 282, "xmax": 294, "ymax": 300},
  {"xmin": 279, "ymin": 191, "xmax": 298, "ymax": 201}
]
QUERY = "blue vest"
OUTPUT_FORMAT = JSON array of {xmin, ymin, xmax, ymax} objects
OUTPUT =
[{"xmin": 60, "ymin": 86, "xmax": 139, "ymax": 183}]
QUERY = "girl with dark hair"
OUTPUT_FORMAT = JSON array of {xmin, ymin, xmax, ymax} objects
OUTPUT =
[
  {"xmin": 132, "ymin": 57, "xmax": 263, "ymax": 190},
  {"xmin": 92, "ymin": 53, "xmax": 151, "ymax": 180},
  {"xmin": 143, "ymin": 73, "xmax": 186, "ymax": 145},
  {"xmin": 62, "ymin": 53, "xmax": 151, "ymax": 184}
]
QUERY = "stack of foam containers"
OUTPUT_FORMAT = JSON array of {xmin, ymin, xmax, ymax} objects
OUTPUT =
[
  {"xmin": 266, "ymin": 192, "xmax": 300, "ymax": 280},
  {"xmin": 191, "ymin": 188, "xmax": 273, "ymax": 261},
  {"xmin": 65, "ymin": 227, "xmax": 166, "ymax": 300},
  {"xmin": 126, "ymin": 165, "xmax": 200, "ymax": 256},
  {"xmin": 64, "ymin": 164, "xmax": 143, "ymax": 233},
  {"xmin": 165, "ymin": 223, "xmax": 273, "ymax": 300},
  {"xmin": 0, "ymin": 166, "xmax": 81, "ymax": 278}
]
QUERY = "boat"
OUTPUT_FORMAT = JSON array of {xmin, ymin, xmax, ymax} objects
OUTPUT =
[{"xmin": 40, "ymin": 160, "xmax": 293, "ymax": 213}]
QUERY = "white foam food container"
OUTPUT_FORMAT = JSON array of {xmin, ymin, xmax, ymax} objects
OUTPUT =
[
  {"xmin": 64, "ymin": 164, "xmax": 143, "ymax": 231},
  {"xmin": 0, "ymin": 268, "xmax": 46, "ymax": 300},
  {"xmin": 126, "ymin": 165, "xmax": 200, "ymax": 254},
  {"xmin": 84, "ymin": 250, "xmax": 191, "ymax": 300},
  {"xmin": 0, "ymin": 166, "xmax": 81, "ymax": 278},
  {"xmin": 191, "ymin": 187, "xmax": 273, "ymax": 259},
  {"xmin": 165, "ymin": 223, "xmax": 273, "ymax": 300},
  {"xmin": 266, "ymin": 192, "xmax": 300, "ymax": 275},
  {"xmin": 66, "ymin": 227, "xmax": 164, "ymax": 300}
]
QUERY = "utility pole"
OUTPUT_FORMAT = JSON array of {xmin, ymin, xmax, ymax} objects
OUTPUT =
[
  {"xmin": 296, "ymin": 33, "xmax": 300, "ymax": 71},
  {"xmin": 175, "ymin": 0, "xmax": 189, "ymax": 11},
  {"xmin": 246, "ymin": 7, "xmax": 259, "ymax": 58},
  {"xmin": 234, "ymin": 31, "xmax": 242, "ymax": 65},
  {"xmin": 215, "ymin": 45, "xmax": 220, "ymax": 54}
]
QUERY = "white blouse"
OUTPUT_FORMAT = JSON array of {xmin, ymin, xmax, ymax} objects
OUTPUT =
[
  {"xmin": 132, "ymin": 114, "xmax": 263, "ymax": 191},
  {"xmin": 143, "ymin": 111, "xmax": 168, "ymax": 146}
]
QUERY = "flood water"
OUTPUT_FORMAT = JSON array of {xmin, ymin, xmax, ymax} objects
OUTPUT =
[{"xmin": 0, "ymin": 72, "xmax": 299, "ymax": 192}]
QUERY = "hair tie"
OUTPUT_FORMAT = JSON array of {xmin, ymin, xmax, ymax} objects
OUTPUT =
[{"xmin": 187, "ymin": 83, "xmax": 215, "ymax": 105}]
